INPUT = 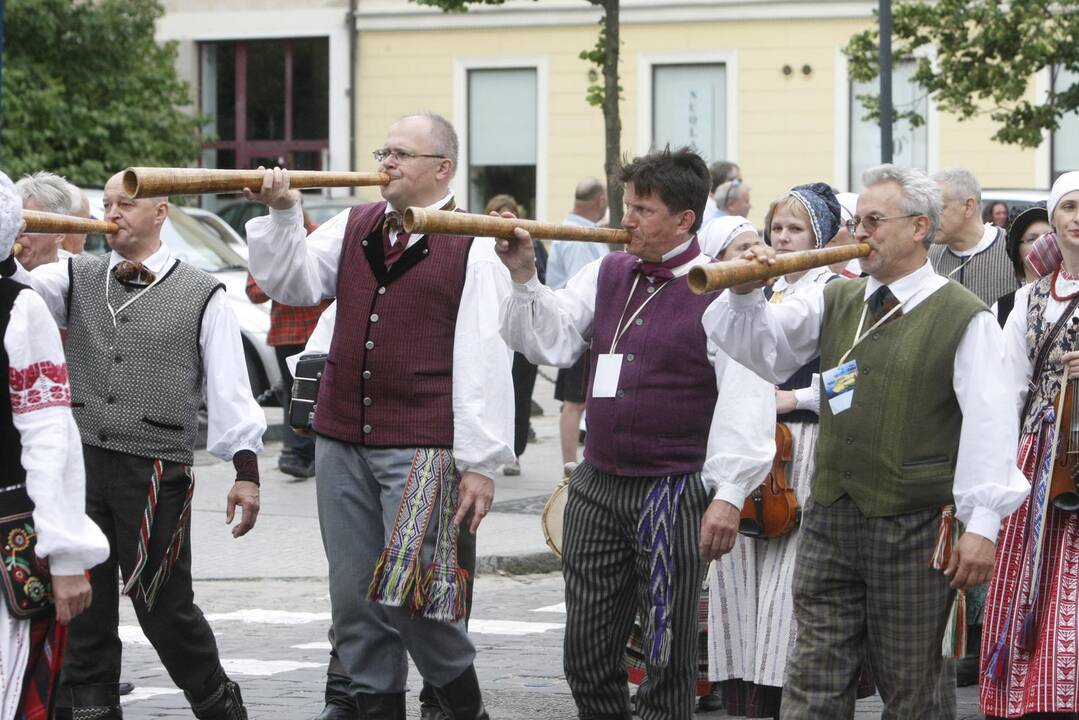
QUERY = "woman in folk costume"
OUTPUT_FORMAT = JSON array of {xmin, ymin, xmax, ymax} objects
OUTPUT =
[
  {"xmin": 982, "ymin": 171, "xmax": 1079, "ymax": 719},
  {"xmin": 707, "ymin": 183, "xmax": 873, "ymax": 718},
  {"xmin": 0, "ymin": 170, "xmax": 108, "ymax": 719}
]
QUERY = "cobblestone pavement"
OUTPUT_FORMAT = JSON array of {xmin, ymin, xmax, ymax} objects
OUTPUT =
[{"xmin": 110, "ymin": 376, "xmax": 984, "ymax": 718}]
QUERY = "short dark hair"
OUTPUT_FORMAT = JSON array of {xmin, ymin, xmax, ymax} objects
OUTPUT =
[
  {"xmin": 620, "ymin": 147, "xmax": 711, "ymax": 233},
  {"xmin": 709, "ymin": 160, "xmax": 740, "ymax": 192}
]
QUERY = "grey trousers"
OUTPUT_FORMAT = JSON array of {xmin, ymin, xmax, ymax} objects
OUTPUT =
[
  {"xmin": 562, "ymin": 462, "xmax": 710, "ymax": 720},
  {"xmin": 315, "ymin": 437, "xmax": 476, "ymax": 696},
  {"xmin": 781, "ymin": 496, "xmax": 956, "ymax": 720}
]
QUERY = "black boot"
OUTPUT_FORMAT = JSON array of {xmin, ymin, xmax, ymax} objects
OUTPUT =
[
  {"xmin": 314, "ymin": 664, "xmax": 359, "ymax": 720},
  {"xmin": 56, "ymin": 683, "xmax": 123, "ymax": 720},
  {"xmin": 431, "ymin": 666, "xmax": 490, "ymax": 720},
  {"xmin": 186, "ymin": 669, "xmax": 248, "ymax": 720},
  {"xmin": 419, "ymin": 681, "xmax": 448, "ymax": 720},
  {"xmin": 356, "ymin": 692, "xmax": 406, "ymax": 720}
]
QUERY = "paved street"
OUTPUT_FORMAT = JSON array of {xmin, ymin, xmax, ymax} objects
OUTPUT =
[{"xmin": 112, "ymin": 373, "xmax": 984, "ymax": 719}]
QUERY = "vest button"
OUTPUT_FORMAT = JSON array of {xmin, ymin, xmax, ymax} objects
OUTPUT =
[
  {"xmin": 363, "ymin": 424, "xmax": 372, "ymax": 434},
  {"xmin": 378, "ymin": 287, "xmax": 386, "ymax": 295},
  {"xmin": 845, "ymin": 436, "xmax": 853, "ymax": 445},
  {"xmin": 843, "ymin": 471, "xmax": 852, "ymax": 479},
  {"xmin": 119, "ymin": 315, "xmax": 129, "ymax": 323},
  {"xmin": 98, "ymin": 431, "xmax": 108, "ymax": 442},
  {"xmin": 626, "ymin": 353, "xmax": 635, "ymax": 362},
  {"xmin": 634, "ymin": 318, "xmax": 644, "ymax": 326},
  {"xmin": 862, "ymin": 367, "xmax": 871, "ymax": 375},
  {"xmin": 616, "ymin": 389, "xmax": 625, "ymax": 398},
  {"xmin": 363, "ymin": 397, "xmax": 372, "ymax": 406},
  {"xmin": 370, "ymin": 314, "xmax": 379, "ymax": 323},
  {"xmin": 106, "ymin": 395, "xmax": 116, "ymax": 404},
  {"xmin": 365, "ymin": 341, "xmax": 375, "ymax": 350},
  {"xmin": 872, "ymin": 332, "xmax": 880, "ymax": 340},
  {"xmin": 114, "ymin": 354, "xmax": 122, "ymax": 363},
  {"xmin": 646, "ymin": 286, "xmax": 655, "ymax": 294},
  {"xmin": 362, "ymin": 370, "xmax": 372, "ymax": 380},
  {"xmin": 362, "ymin": 240, "xmax": 369, "ymax": 247}
]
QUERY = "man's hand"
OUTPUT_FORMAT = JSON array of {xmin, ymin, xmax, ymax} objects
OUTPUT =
[
  {"xmin": 728, "ymin": 245, "xmax": 778, "ymax": 295},
  {"xmin": 1063, "ymin": 351, "xmax": 1079, "ymax": 379},
  {"xmin": 241, "ymin": 166, "xmax": 302, "ymax": 211},
  {"xmin": 492, "ymin": 211, "xmax": 538, "ymax": 285},
  {"xmin": 700, "ymin": 499, "xmax": 740, "ymax": 560},
  {"xmin": 943, "ymin": 531, "xmax": 996, "ymax": 590},
  {"xmin": 52, "ymin": 573, "xmax": 92, "ymax": 625},
  {"xmin": 453, "ymin": 471, "xmax": 495, "ymax": 534},
  {"xmin": 226, "ymin": 480, "xmax": 261, "ymax": 538}
]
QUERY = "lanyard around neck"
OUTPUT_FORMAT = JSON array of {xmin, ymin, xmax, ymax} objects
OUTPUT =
[
  {"xmin": 104, "ymin": 259, "xmax": 176, "ymax": 327},
  {"xmin": 839, "ymin": 293, "xmax": 906, "ymax": 365},
  {"xmin": 609, "ymin": 274, "xmax": 670, "ymax": 354}
]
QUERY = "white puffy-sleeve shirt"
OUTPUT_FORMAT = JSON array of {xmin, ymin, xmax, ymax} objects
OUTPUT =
[
  {"xmin": 702, "ymin": 260, "xmax": 1030, "ymax": 543},
  {"xmin": 499, "ymin": 244, "xmax": 776, "ymax": 507},
  {"xmin": 5, "ymin": 286, "xmax": 109, "ymax": 576},
  {"xmin": 245, "ymin": 199, "xmax": 515, "ymax": 480}
]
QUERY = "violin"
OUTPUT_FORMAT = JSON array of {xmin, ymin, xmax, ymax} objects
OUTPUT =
[
  {"xmin": 739, "ymin": 422, "xmax": 802, "ymax": 539},
  {"xmin": 1051, "ymin": 366, "xmax": 1079, "ymax": 512}
]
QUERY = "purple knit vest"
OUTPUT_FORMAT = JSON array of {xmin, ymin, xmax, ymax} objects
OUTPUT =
[
  {"xmin": 314, "ymin": 201, "xmax": 472, "ymax": 447},
  {"xmin": 584, "ymin": 242, "xmax": 718, "ymax": 477}
]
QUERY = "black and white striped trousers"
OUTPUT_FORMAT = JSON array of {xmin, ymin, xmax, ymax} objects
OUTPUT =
[{"xmin": 562, "ymin": 462, "xmax": 711, "ymax": 720}]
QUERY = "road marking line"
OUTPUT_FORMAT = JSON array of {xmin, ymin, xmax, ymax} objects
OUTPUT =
[
  {"xmin": 118, "ymin": 625, "xmax": 151, "ymax": 645},
  {"xmin": 468, "ymin": 619, "xmax": 564, "ymax": 635},
  {"xmin": 222, "ymin": 659, "xmax": 325, "ymax": 676},
  {"xmin": 120, "ymin": 687, "xmax": 182, "ymax": 705},
  {"xmin": 531, "ymin": 602, "xmax": 566, "ymax": 614},
  {"xmin": 204, "ymin": 609, "xmax": 332, "ymax": 624},
  {"xmin": 292, "ymin": 641, "xmax": 333, "ymax": 650}
]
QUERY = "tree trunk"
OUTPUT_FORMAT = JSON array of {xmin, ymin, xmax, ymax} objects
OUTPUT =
[{"xmin": 600, "ymin": 0, "xmax": 623, "ymax": 228}]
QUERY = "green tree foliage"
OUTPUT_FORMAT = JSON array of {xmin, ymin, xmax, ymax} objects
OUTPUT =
[
  {"xmin": 1, "ymin": 0, "xmax": 205, "ymax": 186},
  {"xmin": 410, "ymin": 0, "xmax": 625, "ymax": 226},
  {"xmin": 845, "ymin": 0, "xmax": 1079, "ymax": 148}
]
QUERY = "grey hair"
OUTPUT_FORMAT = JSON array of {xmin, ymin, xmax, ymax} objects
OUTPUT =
[
  {"xmin": 931, "ymin": 166, "xmax": 982, "ymax": 205},
  {"xmin": 399, "ymin": 111, "xmax": 459, "ymax": 175},
  {"xmin": 16, "ymin": 171, "xmax": 80, "ymax": 215},
  {"xmin": 862, "ymin": 164, "xmax": 942, "ymax": 247},
  {"xmin": 574, "ymin": 177, "xmax": 605, "ymax": 202}
]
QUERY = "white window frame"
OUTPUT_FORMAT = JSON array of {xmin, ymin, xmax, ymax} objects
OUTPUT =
[
  {"xmin": 453, "ymin": 56, "xmax": 549, "ymax": 221},
  {"xmin": 834, "ymin": 50, "xmax": 939, "ymax": 191},
  {"xmin": 637, "ymin": 51, "xmax": 738, "ymax": 164}
]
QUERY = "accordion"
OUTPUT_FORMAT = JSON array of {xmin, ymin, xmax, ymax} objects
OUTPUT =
[{"xmin": 288, "ymin": 353, "xmax": 327, "ymax": 430}]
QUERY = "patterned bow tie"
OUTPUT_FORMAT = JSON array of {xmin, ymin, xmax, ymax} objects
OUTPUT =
[
  {"xmin": 867, "ymin": 285, "xmax": 901, "ymax": 325},
  {"xmin": 113, "ymin": 260, "xmax": 156, "ymax": 287},
  {"xmin": 635, "ymin": 262, "xmax": 675, "ymax": 282}
]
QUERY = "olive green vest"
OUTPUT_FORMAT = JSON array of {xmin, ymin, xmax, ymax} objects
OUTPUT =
[{"xmin": 815, "ymin": 277, "xmax": 986, "ymax": 517}]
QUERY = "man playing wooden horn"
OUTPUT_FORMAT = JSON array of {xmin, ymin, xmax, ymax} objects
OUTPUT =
[
  {"xmin": 495, "ymin": 147, "xmax": 775, "ymax": 720},
  {"xmin": 244, "ymin": 111, "xmax": 514, "ymax": 720},
  {"xmin": 14, "ymin": 171, "xmax": 266, "ymax": 720},
  {"xmin": 702, "ymin": 163, "xmax": 1029, "ymax": 719}
]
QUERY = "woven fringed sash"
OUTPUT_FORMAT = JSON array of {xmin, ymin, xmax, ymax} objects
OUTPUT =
[
  {"xmin": 367, "ymin": 448, "xmax": 467, "ymax": 622},
  {"xmin": 636, "ymin": 475, "xmax": 688, "ymax": 668},
  {"xmin": 930, "ymin": 505, "xmax": 967, "ymax": 658},
  {"xmin": 121, "ymin": 461, "xmax": 194, "ymax": 611},
  {"xmin": 986, "ymin": 409, "xmax": 1057, "ymax": 682}
]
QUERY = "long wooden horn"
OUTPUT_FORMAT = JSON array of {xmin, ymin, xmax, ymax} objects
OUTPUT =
[
  {"xmin": 22, "ymin": 210, "xmax": 118, "ymax": 235},
  {"xmin": 404, "ymin": 208, "xmax": 630, "ymax": 244},
  {"xmin": 123, "ymin": 167, "xmax": 390, "ymax": 198},
  {"xmin": 687, "ymin": 244, "xmax": 870, "ymax": 295}
]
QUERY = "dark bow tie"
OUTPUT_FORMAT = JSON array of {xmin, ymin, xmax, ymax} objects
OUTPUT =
[
  {"xmin": 635, "ymin": 261, "xmax": 675, "ymax": 282},
  {"xmin": 113, "ymin": 260, "xmax": 156, "ymax": 287}
]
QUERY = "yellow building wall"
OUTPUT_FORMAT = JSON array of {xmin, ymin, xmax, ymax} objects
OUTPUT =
[{"xmin": 355, "ymin": 16, "xmax": 1039, "ymax": 225}]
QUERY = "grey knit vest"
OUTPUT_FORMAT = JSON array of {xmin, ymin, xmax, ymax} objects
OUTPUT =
[
  {"xmin": 66, "ymin": 254, "xmax": 223, "ymax": 464},
  {"xmin": 928, "ymin": 227, "xmax": 1018, "ymax": 306}
]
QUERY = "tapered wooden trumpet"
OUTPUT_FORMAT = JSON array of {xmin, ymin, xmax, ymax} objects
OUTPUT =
[
  {"xmin": 403, "ymin": 208, "xmax": 630, "ymax": 244},
  {"xmin": 122, "ymin": 167, "xmax": 390, "ymax": 198},
  {"xmin": 687, "ymin": 243, "xmax": 870, "ymax": 294},
  {"xmin": 22, "ymin": 210, "xmax": 118, "ymax": 235}
]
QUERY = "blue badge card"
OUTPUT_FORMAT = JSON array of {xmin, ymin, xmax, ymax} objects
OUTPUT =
[{"xmin": 821, "ymin": 359, "xmax": 858, "ymax": 415}]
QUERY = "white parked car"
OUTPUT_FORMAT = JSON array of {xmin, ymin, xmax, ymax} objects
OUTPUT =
[{"xmin": 81, "ymin": 190, "xmax": 280, "ymax": 402}]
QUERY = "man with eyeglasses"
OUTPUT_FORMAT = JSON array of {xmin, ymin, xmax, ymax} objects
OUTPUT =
[
  {"xmin": 703, "ymin": 163, "xmax": 1028, "ymax": 719},
  {"xmin": 243, "ymin": 112, "xmax": 514, "ymax": 720}
]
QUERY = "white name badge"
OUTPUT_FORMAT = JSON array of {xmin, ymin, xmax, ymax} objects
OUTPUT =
[
  {"xmin": 592, "ymin": 353, "xmax": 624, "ymax": 398},
  {"xmin": 822, "ymin": 359, "xmax": 858, "ymax": 415}
]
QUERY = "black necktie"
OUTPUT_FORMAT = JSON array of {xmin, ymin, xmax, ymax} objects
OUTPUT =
[{"xmin": 867, "ymin": 285, "xmax": 901, "ymax": 325}]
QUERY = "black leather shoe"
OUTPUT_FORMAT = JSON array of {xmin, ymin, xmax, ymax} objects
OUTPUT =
[
  {"xmin": 313, "ymin": 703, "xmax": 360, "ymax": 720},
  {"xmin": 431, "ymin": 666, "xmax": 490, "ymax": 720},
  {"xmin": 697, "ymin": 683, "xmax": 724, "ymax": 712},
  {"xmin": 279, "ymin": 454, "xmax": 316, "ymax": 478},
  {"xmin": 186, "ymin": 670, "xmax": 247, "ymax": 720},
  {"xmin": 118, "ymin": 681, "xmax": 135, "ymax": 696},
  {"xmin": 956, "ymin": 656, "xmax": 980, "ymax": 687},
  {"xmin": 356, "ymin": 692, "xmax": 405, "ymax": 720},
  {"xmin": 420, "ymin": 702, "xmax": 448, "ymax": 720}
]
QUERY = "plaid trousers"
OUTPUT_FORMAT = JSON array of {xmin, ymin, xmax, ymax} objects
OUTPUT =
[
  {"xmin": 781, "ymin": 496, "xmax": 956, "ymax": 720},
  {"xmin": 562, "ymin": 462, "xmax": 710, "ymax": 720}
]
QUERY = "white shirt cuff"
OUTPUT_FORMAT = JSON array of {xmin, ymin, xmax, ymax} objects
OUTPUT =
[
  {"xmin": 269, "ymin": 204, "xmax": 304, "ymax": 224},
  {"xmin": 964, "ymin": 506, "xmax": 1003, "ymax": 544},
  {"xmin": 48, "ymin": 553, "xmax": 90, "ymax": 576},
  {"xmin": 794, "ymin": 386, "xmax": 818, "ymax": 413},
  {"xmin": 725, "ymin": 287, "xmax": 767, "ymax": 309},
  {"xmin": 711, "ymin": 482, "xmax": 748, "ymax": 510},
  {"xmin": 512, "ymin": 273, "xmax": 542, "ymax": 296}
]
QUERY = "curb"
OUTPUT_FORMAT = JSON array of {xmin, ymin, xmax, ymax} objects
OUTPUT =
[{"xmin": 476, "ymin": 551, "xmax": 561, "ymax": 576}]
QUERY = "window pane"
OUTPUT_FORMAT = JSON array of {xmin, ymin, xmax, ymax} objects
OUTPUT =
[
  {"xmin": 468, "ymin": 69, "xmax": 538, "ymax": 166},
  {"xmin": 246, "ymin": 42, "xmax": 286, "ymax": 140},
  {"xmin": 652, "ymin": 64, "xmax": 727, "ymax": 163},
  {"xmin": 850, "ymin": 60, "xmax": 928, "ymax": 190},
  {"xmin": 469, "ymin": 166, "xmax": 536, "ymax": 220},
  {"xmin": 1054, "ymin": 67, "xmax": 1079, "ymax": 180},
  {"xmin": 201, "ymin": 43, "xmax": 235, "ymax": 141},
  {"xmin": 293, "ymin": 38, "xmax": 329, "ymax": 141}
]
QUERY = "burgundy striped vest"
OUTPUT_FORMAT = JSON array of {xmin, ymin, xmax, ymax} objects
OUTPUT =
[
  {"xmin": 584, "ymin": 243, "xmax": 719, "ymax": 477},
  {"xmin": 313, "ymin": 201, "xmax": 473, "ymax": 447}
]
